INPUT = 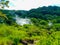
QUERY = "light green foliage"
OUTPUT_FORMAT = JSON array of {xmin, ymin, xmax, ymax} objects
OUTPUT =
[{"xmin": 0, "ymin": 23, "xmax": 60, "ymax": 45}]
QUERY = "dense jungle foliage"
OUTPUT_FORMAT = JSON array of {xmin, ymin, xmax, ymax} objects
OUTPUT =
[{"xmin": 0, "ymin": 6, "xmax": 60, "ymax": 45}]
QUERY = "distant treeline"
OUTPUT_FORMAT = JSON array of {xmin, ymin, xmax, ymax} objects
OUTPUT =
[{"xmin": 0, "ymin": 6, "xmax": 60, "ymax": 24}]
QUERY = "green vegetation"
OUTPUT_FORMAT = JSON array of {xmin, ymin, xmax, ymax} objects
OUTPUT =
[
  {"xmin": 0, "ymin": 6, "xmax": 60, "ymax": 45},
  {"xmin": 0, "ymin": 0, "xmax": 9, "ymax": 8}
]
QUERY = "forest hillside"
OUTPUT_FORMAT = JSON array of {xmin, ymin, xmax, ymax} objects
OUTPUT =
[{"xmin": 0, "ymin": 6, "xmax": 60, "ymax": 45}]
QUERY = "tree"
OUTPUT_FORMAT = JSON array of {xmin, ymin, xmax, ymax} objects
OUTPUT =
[
  {"xmin": 0, "ymin": 0, "xmax": 9, "ymax": 8},
  {"xmin": 0, "ymin": 0, "xmax": 9, "ymax": 23},
  {"xmin": 0, "ymin": 11, "xmax": 8, "ymax": 23}
]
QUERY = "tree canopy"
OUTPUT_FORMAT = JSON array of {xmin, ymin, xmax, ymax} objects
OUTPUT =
[{"xmin": 0, "ymin": 5, "xmax": 60, "ymax": 45}]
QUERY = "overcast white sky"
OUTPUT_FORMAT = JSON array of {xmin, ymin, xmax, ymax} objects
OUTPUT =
[{"xmin": 5, "ymin": 0, "xmax": 60, "ymax": 10}]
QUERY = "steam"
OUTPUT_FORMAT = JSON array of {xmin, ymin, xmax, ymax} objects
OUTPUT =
[
  {"xmin": 15, "ymin": 15, "xmax": 31, "ymax": 25},
  {"xmin": 48, "ymin": 22, "xmax": 53, "ymax": 26},
  {"xmin": 15, "ymin": 15, "xmax": 53, "ymax": 26}
]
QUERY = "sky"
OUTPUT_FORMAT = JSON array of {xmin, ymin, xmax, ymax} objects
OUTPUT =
[{"xmin": 5, "ymin": 0, "xmax": 60, "ymax": 10}]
